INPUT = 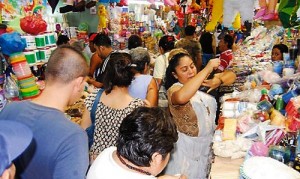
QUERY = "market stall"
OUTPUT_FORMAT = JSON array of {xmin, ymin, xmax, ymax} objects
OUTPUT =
[{"xmin": 0, "ymin": 0, "xmax": 300, "ymax": 178}]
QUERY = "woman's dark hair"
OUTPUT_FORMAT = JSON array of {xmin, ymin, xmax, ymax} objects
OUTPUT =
[
  {"xmin": 129, "ymin": 47, "xmax": 150, "ymax": 73},
  {"xmin": 103, "ymin": 52, "xmax": 134, "ymax": 94},
  {"xmin": 128, "ymin": 34, "xmax": 143, "ymax": 50},
  {"xmin": 159, "ymin": 35, "xmax": 175, "ymax": 52},
  {"xmin": 117, "ymin": 107, "xmax": 178, "ymax": 167},
  {"xmin": 164, "ymin": 52, "xmax": 192, "ymax": 90},
  {"xmin": 200, "ymin": 32, "xmax": 214, "ymax": 54},
  {"xmin": 272, "ymin": 44, "xmax": 288, "ymax": 54},
  {"xmin": 56, "ymin": 35, "xmax": 69, "ymax": 46}
]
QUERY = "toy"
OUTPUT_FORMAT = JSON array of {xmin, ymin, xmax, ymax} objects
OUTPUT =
[
  {"xmin": 220, "ymin": 0, "xmax": 255, "ymax": 38},
  {"xmin": 205, "ymin": 0, "xmax": 241, "ymax": 32},
  {"xmin": 97, "ymin": 4, "xmax": 107, "ymax": 32}
]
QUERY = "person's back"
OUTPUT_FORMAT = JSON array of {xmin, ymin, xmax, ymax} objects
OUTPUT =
[
  {"xmin": 129, "ymin": 74, "xmax": 153, "ymax": 99},
  {"xmin": 128, "ymin": 47, "xmax": 158, "ymax": 106},
  {"xmin": 0, "ymin": 101, "xmax": 88, "ymax": 179},
  {"xmin": 0, "ymin": 45, "xmax": 89, "ymax": 179}
]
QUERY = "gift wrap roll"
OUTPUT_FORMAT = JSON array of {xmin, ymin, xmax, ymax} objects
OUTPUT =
[
  {"xmin": 35, "ymin": 34, "xmax": 46, "ymax": 49},
  {"xmin": 23, "ymin": 51, "xmax": 36, "ymax": 65},
  {"xmin": 21, "ymin": 35, "xmax": 36, "ymax": 50}
]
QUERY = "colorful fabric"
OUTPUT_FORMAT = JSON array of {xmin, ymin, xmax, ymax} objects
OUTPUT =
[{"xmin": 278, "ymin": 0, "xmax": 300, "ymax": 28}]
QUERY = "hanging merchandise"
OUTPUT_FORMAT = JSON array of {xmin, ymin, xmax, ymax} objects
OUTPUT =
[
  {"xmin": 20, "ymin": 15, "xmax": 47, "ymax": 35},
  {"xmin": 0, "ymin": 32, "xmax": 26, "ymax": 56},
  {"xmin": 3, "ymin": 72, "xmax": 19, "ymax": 101},
  {"xmin": 47, "ymin": 0, "xmax": 59, "ymax": 13},
  {"xmin": 278, "ymin": 0, "xmax": 300, "ymax": 28},
  {"xmin": 205, "ymin": 0, "xmax": 241, "ymax": 32},
  {"xmin": 219, "ymin": 0, "xmax": 254, "ymax": 39},
  {"xmin": 97, "ymin": 4, "xmax": 108, "ymax": 32}
]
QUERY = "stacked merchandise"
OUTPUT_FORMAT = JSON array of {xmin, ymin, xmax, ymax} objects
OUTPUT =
[
  {"xmin": 9, "ymin": 53, "xmax": 40, "ymax": 99},
  {"xmin": 21, "ymin": 32, "xmax": 57, "ymax": 65},
  {"xmin": 212, "ymin": 25, "xmax": 300, "ymax": 176}
]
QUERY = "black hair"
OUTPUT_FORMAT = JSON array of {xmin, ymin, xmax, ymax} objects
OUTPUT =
[
  {"xmin": 117, "ymin": 107, "xmax": 178, "ymax": 167},
  {"xmin": 159, "ymin": 35, "xmax": 175, "ymax": 52},
  {"xmin": 103, "ymin": 52, "xmax": 134, "ymax": 94},
  {"xmin": 164, "ymin": 52, "xmax": 192, "ymax": 90},
  {"xmin": 46, "ymin": 45, "xmax": 88, "ymax": 83},
  {"xmin": 184, "ymin": 25, "xmax": 196, "ymax": 36},
  {"xmin": 56, "ymin": 35, "xmax": 69, "ymax": 46},
  {"xmin": 200, "ymin": 32, "xmax": 214, "ymax": 54},
  {"xmin": 93, "ymin": 33, "xmax": 112, "ymax": 47},
  {"xmin": 223, "ymin": 34, "xmax": 234, "ymax": 49},
  {"xmin": 129, "ymin": 47, "xmax": 150, "ymax": 73},
  {"xmin": 128, "ymin": 34, "xmax": 143, "ymax": 50},
  {"xmin": 272, "ymin": 44, "xmax": 288, "ymax": 54}
]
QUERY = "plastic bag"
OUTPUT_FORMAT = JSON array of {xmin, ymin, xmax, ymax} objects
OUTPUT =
[
  {"xmin": 3, "ymin": 75, "xmax": 19, "ymax": 100},
  {"xmin": 20, "ymin": 15, "xmax": 47, "ymax": 35},
  {"xmin": 249, "ymin": 142, "xmax": 268, "ymax": 157},
  {"xmin": 0, "ymin": 32, "xmax": 26, "ymax": 56}
]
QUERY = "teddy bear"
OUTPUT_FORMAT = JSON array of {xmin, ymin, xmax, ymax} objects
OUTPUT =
[
  {"xmin": 97, "ymin": 4, "xmax": 107, "ymax": 31},
  {"xmin": 205, "ymin": 0, "xmax": 241, "ymax": 32}
]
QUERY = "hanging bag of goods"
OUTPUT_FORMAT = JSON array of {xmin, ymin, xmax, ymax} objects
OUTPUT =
[{"xmin": 20, "ymin": 15, "xmax": 47, "ymax": 35}]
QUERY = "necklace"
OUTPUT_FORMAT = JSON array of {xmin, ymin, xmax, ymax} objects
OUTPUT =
[{"xmin": 117, "ymin": 152, "xmax": 151, "ymax": 176}]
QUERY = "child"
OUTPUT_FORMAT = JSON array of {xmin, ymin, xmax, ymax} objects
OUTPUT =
[{"xmin": 271, "ymin": 44, "xmax": 288, "ymax": 61}]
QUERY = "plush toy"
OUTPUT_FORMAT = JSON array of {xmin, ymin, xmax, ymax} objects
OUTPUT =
[
  {"xmin": 205, "ymin": 0, "xmax": 241, "ymax": 32},
  {"xmin": 220, "ymin": 0, "xmax": 255, "ymax": 38},
  {"xmin": 97, "ymin": 4, "xmax": 107, "ymax": 31}
]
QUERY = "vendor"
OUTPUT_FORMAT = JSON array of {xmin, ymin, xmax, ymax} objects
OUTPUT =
[{"xmin": 271, "ymin": 44, "xmax": 288, "ymax": 61}]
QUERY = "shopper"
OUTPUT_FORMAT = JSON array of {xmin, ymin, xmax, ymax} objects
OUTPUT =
[
  {"xmin": 88, "ymin": 33, "xmax": 102, "ymax": 77},
  {"xmin": 128, "ymin": 34, "xmax": 143, "ymax": 50},
  {"xmin": 216, "ymin": 34, "xmax": 234, "ymax": 72},
  {"xmin": 81, "ymin": 52, "xmax": 144, "ymax": 162},
  {"xmin": 153, "ymin": 35, "xmax": 176, "ymax": 88},
  {"xmin": 0, "ymin": 120, "xmax": 33, "ymax": 179},
  {"xmin": 0, "ymin": 45, "xmax": 89, "ymax": 179},
  {"xmin": 163, "ymin": 51, "xmax": 220, "ymax": 179},
  {"xmin": 87, "ymin": 107, "xmax": 186, "ymax": 179},
  {"xmin": 199, "ymin": 32, "xmax": 216, "ymax": 68},
  {"xmin": 129, "ymin": 47, "xmax": 158, "ymax": 107},
  {"xmin": 56, "ymin": 34, "xmax": 70, "ymax": 46},
  {"xmin": 175, "ymin": 25, "xmax": 202, "ymax": 71},
  {"xmin": 93, "ymin": 33, "xmax": 114, "ymax": 88},
  {"xmin": 271, "ymin": 44, "xmax": 288, "ymax": 61}
]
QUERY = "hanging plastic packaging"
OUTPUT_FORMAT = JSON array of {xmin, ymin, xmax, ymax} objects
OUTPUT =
[
  {"xmin": 0, "ymin": 32, "xmax": 26, "ymax": 56},
  {"xmin": 20, "ymin": 15, "xmax": 47, "ymax": 35},
  {"xmin": 3, "ymin": 74, "xmax": 19, "ymax": 100}
]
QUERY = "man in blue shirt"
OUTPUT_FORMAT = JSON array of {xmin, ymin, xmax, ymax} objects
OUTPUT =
[{"xmin": 0, "ymin": 45, "xmax": 89, "ymax": 179}]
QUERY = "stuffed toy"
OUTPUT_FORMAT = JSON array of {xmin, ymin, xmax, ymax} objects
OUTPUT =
[
  {"xmin": 220, "ymin": 0, "xmax": 255, "ymax": 38},
  {"xmin": 277, "ymin": 0, "xmax": 300, "ymax": 28},
  {"xmin": 254, "ymin": 0, "xmax": 278, "ymax": 21},
  {"xmin": 205, "ymin": 0, "xmax": 241, "ymax": 32},
  {"xmin": 98, "ymin": 4, "xmax": 107, "ymax": 31}
]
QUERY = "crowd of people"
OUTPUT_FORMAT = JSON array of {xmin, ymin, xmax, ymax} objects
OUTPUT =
[{"xmin": 0, "ymin": 25, "xmax": 245, "ymax": 179}]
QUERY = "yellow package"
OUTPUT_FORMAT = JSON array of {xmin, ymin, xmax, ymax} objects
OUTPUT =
[{"xmin": 223, "ymin": 118, "xmax": 237, "ymax": 140}]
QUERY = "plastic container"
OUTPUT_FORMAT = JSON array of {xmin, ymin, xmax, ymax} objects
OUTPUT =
[{"xmin": 11, "ymin": 60, "xmax": 32, "ymax": 79}]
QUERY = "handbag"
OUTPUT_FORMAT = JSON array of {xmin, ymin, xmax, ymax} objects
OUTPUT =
[{"xmin": 86, "ymin": 89, "xmax": 104, "ymax": 149}]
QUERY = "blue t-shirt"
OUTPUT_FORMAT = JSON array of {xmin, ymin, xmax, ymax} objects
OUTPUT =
[
  {"xmin": 128, "ymin": 75, "xmax": 153, "ymax": 100},
  {"xmin": 0, "ymin": 101, "xmax": 89, "ymax": 179}
]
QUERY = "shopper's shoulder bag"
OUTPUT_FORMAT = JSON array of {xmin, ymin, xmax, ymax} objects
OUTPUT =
[{"xmin": 86, "ymin": 88, "xmax": 104, "ymax": 149}]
